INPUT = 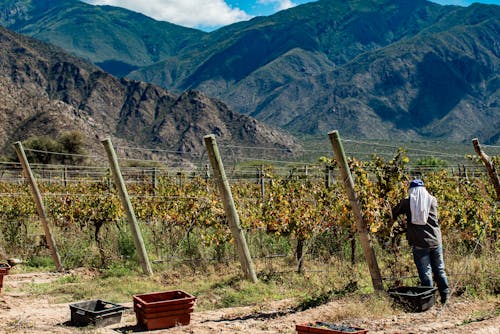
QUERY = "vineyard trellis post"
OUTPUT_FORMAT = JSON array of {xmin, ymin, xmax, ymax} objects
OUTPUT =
[
  {"xmin": 63, "ymin": 167, "xmax": 68, "ymax": 188},
  {"xmin": 101, "ymin": 138, "xmax": 153, "ymax": 276},
  {"xmin": 260, "ymin": 165, "xmax": 265, "ymax": 198},
  {"xmin": 204, "ymin": 164, "xmax": 210, "ymax": 192},
  {"xmin": 324, "ymin": 165, "xmax": 332, "ymax": 189},
  {"xmin": 203, "ymin": 134, "xmax": 258, "ymax": 283},
  {"xmin": 151, "ymin": 168, "xmax": 157, "ymax": 195},
  {"xmin": 328, "ymin": 131, "xmax": 384, "ymax": 291},
  {"xmin": 13, "ymin": 141, "xmax": 64, "ymax": 272},
  {"xmin": 472, "ymin": 138, "xmax": 500, "ymax": 201}
]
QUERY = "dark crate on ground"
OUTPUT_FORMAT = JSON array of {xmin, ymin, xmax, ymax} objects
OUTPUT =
[
  {"xmin": 296, "ymin": 322, "xmax": 368, "ymax": 334},
  {"xmin": 133, "ymin": 290, "xmax": 196, "ymax": 330},
  {"xmin": 388, "ymin": 286, "xmax": 437, "ymax": 312},
  {"xmin": 69, "ymin": 299, "xmax": 127, "ymax": 327}
]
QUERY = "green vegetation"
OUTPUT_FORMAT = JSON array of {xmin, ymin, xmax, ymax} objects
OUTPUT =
[
  {"xmin": 11, "ymin": 262, "xmax": 396, "ymax": 314},
  {"xmin": 24, "ymin": 131, "xmax": 87, "ymax": 164},
  {"xmin": 3, "ymin": 131, "xmax": 88, "ymax": 165},
  {"xmin": 0, "ymin": 0, "xmax": 205, "ymax": 77},
  {"xmin": 0, "ymin": 148, "xmax": 498, "ymax": 307}
]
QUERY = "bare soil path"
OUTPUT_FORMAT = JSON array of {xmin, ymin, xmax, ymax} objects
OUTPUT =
[{"xmin": 0, "ymin": 272, "xmax": 498, "ymax": 334}]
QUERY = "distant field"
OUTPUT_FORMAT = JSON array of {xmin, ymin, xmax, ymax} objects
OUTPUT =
[{"xmin": 296, "ymin": 134, "xmax": 494, "ymax": 167}]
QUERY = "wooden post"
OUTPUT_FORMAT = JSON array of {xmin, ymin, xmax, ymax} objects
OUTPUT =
[
  {"xmin": 177, "ymin": 171, "xmax": 183, "ymax": 189},
  {"xmin": 63, "ymin": 167, "xmax": 68, "ymax": 188},
  {"xmin": 328, "ymin": 131, "xmax": 383, "ymax": 291},
  {"xmin": 101, "ymin": 138, "xmax": 153, "ymax": 276},
  {"xmin": 203, "ymin": 134, "xmax": 258, "ymax": 283},
  {"xmin": 324, "ymin": 165, "xmax": 331, "ymax": 189},
  {"xmin": 107, "ymin": 168, "xmax": 112, "ymax": 191},
  {"xmin": 204, "ymin": 164, "xmax": 210, "ymax": 192},
  {"xmin": 14, "ymin": 142, "xmax": 64, "ymax": 272},
  {"xmin": 472, "ymin": 138, "xmax": 500, "ymax": 201},
  {"xmin": 151, "ymin": 168, "xmax": 157, "ymax": 195},
  {"xmin": 260, "ymin": 165, "xmax": 265, "ymax": 198}
]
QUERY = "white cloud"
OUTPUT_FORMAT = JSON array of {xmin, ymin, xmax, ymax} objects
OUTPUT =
[
  {"xmin": 82, "ymin": 0, "xmax": 252, "ymax": 29},
  {"xmin": 258, "ymin": 0, "xmax": 296, "ymax": 11}
]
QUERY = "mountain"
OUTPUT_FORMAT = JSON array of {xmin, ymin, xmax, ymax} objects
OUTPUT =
[
  {"xmin": 131, "ymin": 0, "xmax": 451, "ymax": 94},
  {"xmin": 0, "ymin": 26, "xmax": 301, "ymax": 160},
  {"xmin": 2, "ymin": 0, "xmax": 499, "ymax": 144},
  {"xmin": 0, "ymin": 0, "xmax": 205, "ymax": 77},
  {"xmin": 243, "ymin": 3, "xmax": 500, "ymax": 143},
  {"xmin": 129, "ymin": 0, "xmax": 499, "ymax": 143}
]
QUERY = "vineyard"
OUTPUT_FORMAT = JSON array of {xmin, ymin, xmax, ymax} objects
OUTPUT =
[{"xmin": 0, "ymin": 136, "xmax": 497, "ymax": 295}]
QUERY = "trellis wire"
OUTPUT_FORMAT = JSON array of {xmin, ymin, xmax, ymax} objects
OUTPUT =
[{"xmin": 1, "ymin": 141, "xmax": 497, "ymax": 270}]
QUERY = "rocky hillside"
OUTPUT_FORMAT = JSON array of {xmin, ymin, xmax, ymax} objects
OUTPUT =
[
  {"xmin": 0, "ymin": 26, "xmax": 301, "ymax": 160},
  {"xmin": 247, "ymin": 4, "xmax": 500, "ymax": 143},
  {"xmin": 2, "ymin": 0, "xmax": 499, "ymax": 144},
  {"xmin": 132, "ymin": 0, "xmax": 498, "ymax": 143}
]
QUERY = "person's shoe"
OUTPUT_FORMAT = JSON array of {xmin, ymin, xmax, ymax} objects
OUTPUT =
[{"xmin": 440, "ymin": 292, "xmax": 449, "ymax": 305}]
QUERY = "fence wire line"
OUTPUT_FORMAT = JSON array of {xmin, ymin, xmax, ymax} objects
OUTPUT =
[
  {"xmin": 0, "ymin": 192, "xmax": 31, "ymax": 197},
  {"xmin": 14, "ymin": 138, "xmax": 487, "ymax": 169},
  {"xmin": 116, "ymin": 145, "xmax": 206, "ymax": 157},
  {"xmin": 26, "ymin": 163, "xmax": 109, "ymax": 171},
  {"xmin": 115, "ymin": 157, "xmax": 209, "ymax": 170},
  {"xmin": 220, "ymin": 144, "xmax": 297, "ymax": 153},
  {"xmin": 113, "ymin": 140, "xmax": 484, "ymax": 160},
  {"xmin": 482, "ymin": 144, "xmax": 500, "ymax": 149},
  {"xmin": 0, "ymin": 161, "xmax": 21, "ymax": 166},
  {"xmin": 13, "ymin": 135, "xmax": 496, "ymax": 161},
  {"xmin": 39, "ymin": 192, "xmax": 213, "ymax": 202},
  {"xmin": 221, "ymin": 141, "xmax": 477, "ymax": 159},
  {"xmin": 23, "ymin": 148, "xmax": 104, "ymax": 160},
  {"xmin": 1, "ymin": 137, "xmax": 493, "ymax": 185},
  {"xmin": 341, "ymin": 138, "xmax": 467, "ymax": 156}
]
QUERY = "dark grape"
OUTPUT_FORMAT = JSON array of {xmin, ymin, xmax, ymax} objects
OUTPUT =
[{"xmin": 314, "ymin": 322, "xmax": 362, "ymax": 332}]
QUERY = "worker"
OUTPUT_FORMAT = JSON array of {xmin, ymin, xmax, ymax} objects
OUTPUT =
[{"xmin": 392, "ymin": 179, "xmax": 450, "ymax": 304}]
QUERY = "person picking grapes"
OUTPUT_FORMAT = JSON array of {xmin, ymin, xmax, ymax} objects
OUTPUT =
[{"xmin": 392, "ymin": 179, "xmax": 450, "ymax": 305}]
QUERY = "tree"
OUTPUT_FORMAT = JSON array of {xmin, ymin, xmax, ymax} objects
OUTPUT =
[
  {"xmin": 57, "ymin": 131, "xmax": 87, "ymax": 164},
  {"xmin": 6, "ymin": 131, "xmax": 88, "ymax": 165}
]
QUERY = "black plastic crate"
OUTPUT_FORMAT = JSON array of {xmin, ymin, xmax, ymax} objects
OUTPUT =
[
  {"xmin": 388, "ymin": 286, "xmax": 437, "ymax": 312},
  {"xmin": 69, "ymin": 299, "xmax": 126, "ymax": 327}
]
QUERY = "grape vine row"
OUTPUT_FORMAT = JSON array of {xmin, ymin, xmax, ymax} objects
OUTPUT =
[{"xmin": 0, "ymin": 150, "xmax": 497, "ymax": 279}]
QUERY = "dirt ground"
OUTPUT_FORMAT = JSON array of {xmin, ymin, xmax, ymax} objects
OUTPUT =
[{"xmin": 0, "ymin": 272, "xmax": 498, "ymax": 334}]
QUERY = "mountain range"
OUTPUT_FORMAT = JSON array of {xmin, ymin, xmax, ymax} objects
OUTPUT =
[
  {"xmin": 0, "ymin": 26, "xmax": 300, "ymax": 161},
  {"xmin": 0, "ymin": 0, "xmax": 499, "ymax": 144}
]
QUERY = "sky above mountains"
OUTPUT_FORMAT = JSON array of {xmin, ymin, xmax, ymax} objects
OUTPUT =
[{"xmin": 81, "ymin": 0, "xmax": 500, "ymax": 30}]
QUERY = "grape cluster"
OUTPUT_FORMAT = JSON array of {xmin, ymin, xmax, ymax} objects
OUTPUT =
[{"xmin": 314, "ymin": 322, "xmax": 362, "ymax": 332}]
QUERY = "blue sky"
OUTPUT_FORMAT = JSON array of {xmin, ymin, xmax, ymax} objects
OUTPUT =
[{"xmin": 81, "ymin": 0, "xmax": 500, "ymax": 31}]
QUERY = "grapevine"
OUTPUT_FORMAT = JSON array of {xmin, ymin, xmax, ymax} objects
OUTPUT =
[{"xmin": 0, "ymin": 150, "xmax": 497, "ymax": 281}]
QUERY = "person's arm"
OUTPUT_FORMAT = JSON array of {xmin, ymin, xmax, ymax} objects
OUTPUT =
[
  {"xmin": 392, "ymin": 199, "xmax": 405, "ymax": 219},
  {"xmin": 391, "ymin": 198, "xmax": 408, "ymax": 235}
]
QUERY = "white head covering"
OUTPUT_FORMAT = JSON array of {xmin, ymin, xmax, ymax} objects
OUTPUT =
[{"xmin": 409, "ymin": 183, "xmax": 432, "ymax": 225}]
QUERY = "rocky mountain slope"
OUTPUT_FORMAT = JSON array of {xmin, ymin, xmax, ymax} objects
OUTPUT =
[
  {"xmin": 2, "ymin": 0, "xmax": 499, "ymax": 144},
  {"xmin": 246, "ymin": 3, "xmax": 500, "ymax": 143},
  {"xmin": 132, "ymin": 0, "xmax": 498, "ymax": 143},
  {"xmin": 0, "ymin": 26, "xmax": 301, "ymax": 159}
]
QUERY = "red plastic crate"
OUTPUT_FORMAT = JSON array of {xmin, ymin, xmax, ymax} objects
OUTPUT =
[
  {"xmin": 133, "ymin": 290, "xmax": 196, "ymax": 330},
  {"xmin": 0, "ymin": 263, "xmax": 11, "ymax": 293}
]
